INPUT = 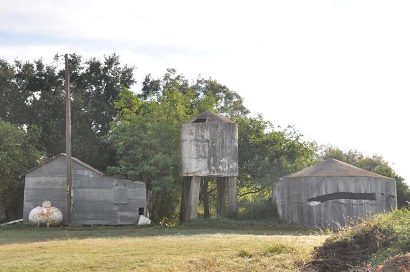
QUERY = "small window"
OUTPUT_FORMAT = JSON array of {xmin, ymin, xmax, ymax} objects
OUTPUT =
[
  {"xmin": 113, "ymin": 185, "xmax": 128, "ymax": 204},
  {"xmin": 193, "ymin": 118, "xmax": 206, "ymax": 123},
  {"xmin": 139, "ymin": 208, "xmax": 145, "ymax": 215}
]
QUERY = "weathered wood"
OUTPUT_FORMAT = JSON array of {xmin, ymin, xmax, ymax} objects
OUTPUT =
[
  {"xmin": 180, "ymin": 176, "xmax": 201, "ymax": 221},
  {"xmin": 65, "ymin": 53, "xmax": 73, "ymax": 225},
  {"xmin": 181, "ymin": 112, "xmax": 238, "ymax": 177},
  {"xmin": 180, "ymin": 112, "xmax": 239, "ymax": 220},
  {"xmin": 189, "ymin": 177, "xmax": 201, "ymax": 220},
  {"xmin": 226, "ymin": 176, "xmax": 238, "ymax": 218}
]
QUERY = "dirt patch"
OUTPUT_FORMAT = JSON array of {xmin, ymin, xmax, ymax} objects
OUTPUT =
[
  {"xmin": 375, "ymin": 253, "xmax": 410, "ymax": 272},
  {"xmin": 303, "ymin": 226, "xmax": 395, "ymax": 272}
]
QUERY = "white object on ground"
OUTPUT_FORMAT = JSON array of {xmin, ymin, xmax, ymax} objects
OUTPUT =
[
  {"xmin": 138, "ymin": 215, "xmax": 151, "ymax": 225},
  {"xmin": 29, "ymin": 201, "xmax": 63, "ymax": 227}
]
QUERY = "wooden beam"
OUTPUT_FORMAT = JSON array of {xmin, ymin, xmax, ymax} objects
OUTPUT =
[{"xmin": 65, "ymin": 54, "xmax": 72, "ymax": 225}]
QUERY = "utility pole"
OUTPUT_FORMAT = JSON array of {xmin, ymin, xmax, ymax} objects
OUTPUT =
[{"xmin": 65, "ymin": 54, "xmax": 72, "ymax": 225}]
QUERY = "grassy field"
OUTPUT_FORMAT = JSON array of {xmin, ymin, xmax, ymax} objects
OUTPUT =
[{"xmin": 0, "ymin": 220, "xmax": 326, "ymax": 272}]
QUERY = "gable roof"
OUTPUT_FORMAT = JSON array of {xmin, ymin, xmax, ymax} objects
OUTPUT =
[
  {"xmin": 187, "ymin": 111, "xmax": 235, "ymax": 124},
  {"xmin": 20, "ymin": 153, "xmax": 104, "ymax": 177},
  {"xmin": 284, "ymin": 159, "xmax": 394, "ymax": 179}
]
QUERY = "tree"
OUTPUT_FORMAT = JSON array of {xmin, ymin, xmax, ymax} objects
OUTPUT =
[
  {"xmin": 0, "ymin": 121, "xmax": 42, "ymax": 222},
  {"xmin": 236, "ymin": 116, "xmax": 317, "ymax": 198},
  {"xmin": 0, "ymin": 55, "xmax": 134, "ymax": 171},
  {"xmin": 107, "ymin": 87, "xmax": 193, "ymax": 222},
  {"xmin": 108, "ymin": 70, "xmax": 251, "ymax": 222},
  {"xmin": 108, "ymin": 70, "xmax": 318, "ymax": 221},
  {"xmin": 320, "ymin": 145, "xmax": 410, "ymax": 208}
]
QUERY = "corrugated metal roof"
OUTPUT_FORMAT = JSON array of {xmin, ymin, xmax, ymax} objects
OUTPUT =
[
  {"xmin": 284, "ymin": 159, "xmax": 394, "ymax": 179},
  {"xmin": 20, "ymin": 153, "xmax": 104, "ymax": 177},
  {"xmin": 187, "ymin": 111, "xmax": 235, "ymax": 124}
]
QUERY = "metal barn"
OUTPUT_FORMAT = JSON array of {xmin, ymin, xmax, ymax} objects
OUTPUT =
[
  {"xmin": 22, "ymin": 153, "xmax": 146, "ymax": 225},
  {"xmin": 274, "ymin": 159, "xmax": 397, "ymax": 227}
]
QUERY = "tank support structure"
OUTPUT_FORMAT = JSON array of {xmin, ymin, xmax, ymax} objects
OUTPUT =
[{"xmin": 181, "ymin": 176, "xmax": 237, "ymax": 221}]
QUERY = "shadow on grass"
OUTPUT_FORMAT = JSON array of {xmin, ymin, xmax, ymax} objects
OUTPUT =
[{"xmin": 0, "ymin": 218, "xmax": 317, "ymax": 245}]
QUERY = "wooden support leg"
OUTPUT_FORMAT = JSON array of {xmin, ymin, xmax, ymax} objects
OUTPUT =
[
  {"xmin": 216, "ymin": 177, "xmax": 226, "ymax": 218},
  {"xmin": 181, "ymin": 176, "xmax": 201, "ymax": 222},
  {"xmin": 227, "ymin": 176, "xmax": 238, "ymax": 218},
  {"xmin": 188, "ymin": 176, "xmax": 201, "ymax": 220}
]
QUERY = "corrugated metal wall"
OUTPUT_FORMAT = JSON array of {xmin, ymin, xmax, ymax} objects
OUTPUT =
[
  {"xmin": 274, "ymin": 176, "xmax": 397, "ymax": 227},
  {"xmin": 23, "ymin": 156, "xmax": 146, "ymax": 225}
]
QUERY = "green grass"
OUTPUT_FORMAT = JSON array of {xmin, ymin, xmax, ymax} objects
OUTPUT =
[{"xmin": 0, "ymin": 220, "xmax": 326, "ymax": 272}]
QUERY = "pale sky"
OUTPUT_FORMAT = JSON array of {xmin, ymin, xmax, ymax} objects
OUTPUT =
[{"xmin": 1, "ymin": 0, "xmax": 409, "ymax": 182}]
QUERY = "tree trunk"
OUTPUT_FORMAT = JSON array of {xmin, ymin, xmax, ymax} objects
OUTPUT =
[
  {"xmin": 216, "ymin": 177, "xmax": 226, "ymax": 218},
  {"xmin": 202, "ymin": 179, "xmax": 210, "ymax": 218},
  {"xmin": 179, "ymin": 177, "xmax": 189, "ymax": 222}
]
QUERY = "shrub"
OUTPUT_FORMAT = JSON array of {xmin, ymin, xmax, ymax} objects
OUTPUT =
[
  {"xmin": 304, "ymin": 209, "xmax": 410, "ymax": 271},
  {"xmin": 238, "ymin": 198, "xmax": 278, "ymax": 220}
]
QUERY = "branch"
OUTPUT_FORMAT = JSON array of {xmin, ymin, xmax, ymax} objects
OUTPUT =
[{"xmin": 238, "ymin": 186, "xmax": 268, "ymax": 197}]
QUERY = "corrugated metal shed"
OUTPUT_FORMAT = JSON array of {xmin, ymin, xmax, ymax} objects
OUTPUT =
[
  {"xmin": 23, "ymin": 154, "xmax": 146, "ymax": 225},
  {"xmin": 274, "ymin": 159, "xmax": 397, "ymax": 227}
]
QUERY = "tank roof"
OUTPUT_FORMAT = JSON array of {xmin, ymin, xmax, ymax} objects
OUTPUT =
[
  {"xmin": 283, "ymin": 159, "xmax": 394, "ymax": 179},
  {"xmin": 187, "ymin": 111, "xmax": 235, "ymax": 124}
]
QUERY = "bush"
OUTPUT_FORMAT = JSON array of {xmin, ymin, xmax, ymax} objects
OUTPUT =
[
  {"xmin": 238, "ymin": 198, "xmax": 278, "ymax": 220},
  {"xmin": 304, "ymin": 209, "xmax": 410, "ymax": 271}
]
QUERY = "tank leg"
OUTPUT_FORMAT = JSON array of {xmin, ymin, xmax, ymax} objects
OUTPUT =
[
  {"xmin": 227, "ymin": 176, "xmax": 238, "ymax": 218},
  {"xmin": 181, "ymin": 176, "xmax": 201, "ymax": 221}
]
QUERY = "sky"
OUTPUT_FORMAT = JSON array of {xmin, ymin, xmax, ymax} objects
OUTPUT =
[{"xmin": 1, "ymin": 0, "xmax": 409, "ymax": 182}]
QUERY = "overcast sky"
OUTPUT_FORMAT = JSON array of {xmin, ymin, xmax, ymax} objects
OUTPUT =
[{"xmin": 1, "ymin": 0, "xmax": 409, "ymax": 182}]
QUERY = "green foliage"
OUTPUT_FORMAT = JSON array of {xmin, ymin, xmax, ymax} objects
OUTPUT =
[
  {"xmin": 0, "ymin": 55, "xmax": 134, "ymax": 171},
  {"xmin": 108, "ymin": 69, "xmax": 317, "ymax": 222},
  {"xmin": 108, "ymin": 90, "xmax": 189, "ymax": 222},
  {"xmin": 238, "ymin": 198, "xmax": 279, "ymax": 220},
  {"xmin": 107, "ymin": 73, "xmax": 197, "ymax": 222},
  {"xmin": 237, "ymin": 249, "xmax": 254, "ymax": 258},
  {"xmin": 320, "ymin": 145, "xmax": 409, "ymax": 208},
  {"xmin": 236, "ymin": 115, "xmax": 316, "ymax": 200},
  {"xmin": 0, "ymin": 121, "xmax": 42, "ymax": 222},
  {"xmin": 265, "ymin": 244, "xmax": 295, "ymax": 255}
]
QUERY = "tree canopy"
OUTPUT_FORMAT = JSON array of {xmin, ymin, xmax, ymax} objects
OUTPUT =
[
  {"xmin": 0, "ymin": 121, "xmax": 42, "ymax": 222},
  {"xmin": 0, "ymin": 54, "xmax": 134, "ymax": 170}
]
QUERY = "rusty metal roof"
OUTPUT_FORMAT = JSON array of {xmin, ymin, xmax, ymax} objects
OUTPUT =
[
  {"xmin": 187, "ymin": 111, "xmax": 235, "ymax": 124},
  {"xmin": 283, "ymin": 159, "xmax": 394, "ymax": 179}
]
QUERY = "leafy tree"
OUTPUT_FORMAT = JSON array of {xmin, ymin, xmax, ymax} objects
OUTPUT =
[
  {"xmin": 0, "ymin": 55, "xmax": 134, "ymax": 171},
  {"xmin": 107, "ymin": 87, "xmax": 193, "ymax": 222},
  {"xmin": 236, "ymin": 116, "xmax": 317, "ymax": 199},
  {"xmin": 320, "ymin": 145, "xmax": 409, "ymax": 208},
  {"xmin": 0, "ymin": 121, "xmax": 42, "ymax": 222},
  {"xmin": 108, "ymin": 70, "xmax": 250, "ymax": 222},
  {"xmin": 108, "ymin": 70, "xmax": 317, "ymax": 221}
]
